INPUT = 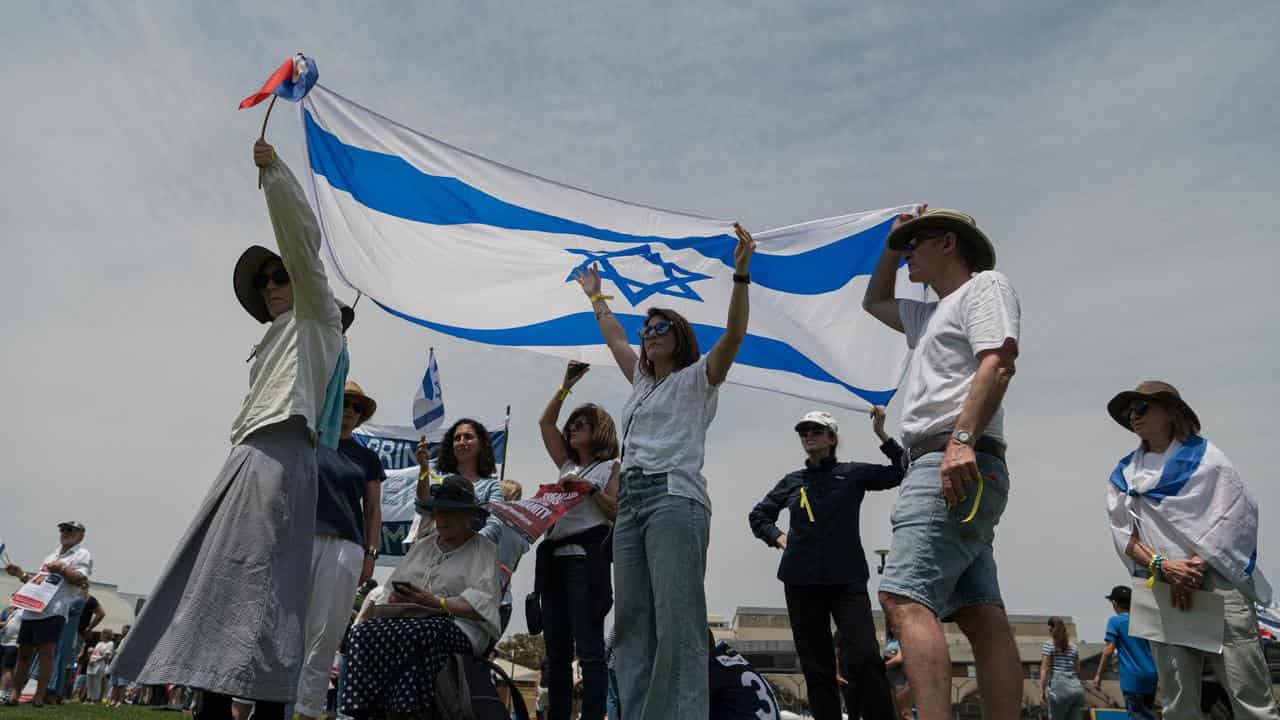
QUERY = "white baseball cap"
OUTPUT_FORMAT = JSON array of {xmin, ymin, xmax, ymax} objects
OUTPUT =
[{"xmin": 794, "ymin": 411, "xmax": 838, "ymax": 433}]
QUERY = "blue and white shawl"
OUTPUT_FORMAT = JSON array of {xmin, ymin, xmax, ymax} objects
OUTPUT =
[{"xmin": 1107, "ymin": 435, "xmax": 1273, "ymax": 608}]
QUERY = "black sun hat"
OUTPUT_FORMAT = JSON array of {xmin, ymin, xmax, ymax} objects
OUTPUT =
[
  {"xmin": 233, "ymin": 245, "xmax": 282, "ymax": 324},
  {"xmin": 417, "ymin": 474, "xmax": 491, "ymax": 521}
]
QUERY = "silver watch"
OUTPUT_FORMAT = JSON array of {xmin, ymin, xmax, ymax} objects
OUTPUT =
[{"xmin": 951, "ymin": 430, "xmax": 976, "ymax": 447}]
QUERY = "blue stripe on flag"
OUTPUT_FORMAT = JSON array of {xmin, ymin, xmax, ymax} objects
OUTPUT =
[
  {"xmin": 305, "ymin": 110, "xmax": 892, "ymax": 295},
  {"xmin": 371, "ymin": 299, "xmax": 895, "ymax": 406},
  {"xmin": 414, "ymin": 404, "xmax": 445, "ymax": 430}
]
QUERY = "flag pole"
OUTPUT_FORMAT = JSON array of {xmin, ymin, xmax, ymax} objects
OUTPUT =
[
  {"xmin": 256, "ymin": 95, "xmax": 278, "ymax": 189},
  {"xmin": 418, "ymin": 345, "xmax": 434, "ymax": 485},
  {"xmin": 499, "ymin": 404, "xmax": 511, "ymax": 481}
]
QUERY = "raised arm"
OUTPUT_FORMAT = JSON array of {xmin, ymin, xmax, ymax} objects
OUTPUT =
[
  {"xmin": 254, "ymin": 140, "xmax": 338, "ymax": 325},
  {"xmin": 862, "ymin": 210, "xmax": 922, "ymax": 333},
  {"xmin": 706, "ymin": 224, "xmax": 755, "ymax": 386},
  {"xmin": 539, "ymin": 361, "xmax": 590, "ymax": 468},
  {"xmin": 864, "ymin": 406, "xmax": 907, "ymax": 491},
  {"xmin": 573, "ymin": 267, "xmax": 638, "ymax": 383}
]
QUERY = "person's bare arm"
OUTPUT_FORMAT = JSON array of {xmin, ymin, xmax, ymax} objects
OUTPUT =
[
  {"xmin": 589, "ymin": 463, "xmax": 620, "ymax": 520},
  {"xmin": 939, "ymin": 345, "xmax": 1017, "ymax": 505},
  {"xmin": 1093, "ymin": 643, "xmax": 1115, "ymax": 686},
  {"xmin": 361, "ymin": 480, "xmax": 382, "ymax": 585},
  {"xmin": 1039, "ymin": 655, "xmax": 1051, "ymax": 698},
  {"xmin": 574, "ymin": 267, "xmax": 638, "ymax": 383},
  {"xmin": 540, "ymin": 362, "xmax": 589, "ymax": 468},
  {"xmin": 705, "ymin": 224, "xmax": 755, "ymax": 386},
  {"xmin": 862, "ymin": 210, "xmax": 922, "ymax": 332}
]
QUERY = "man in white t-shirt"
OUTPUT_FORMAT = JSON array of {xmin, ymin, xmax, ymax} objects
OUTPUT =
[
  {"xmin": 4, "ymin": 521, "xmax": 93, "ymax": 707},
  {"xmin": 862, "ymin": 208, "xmax": 1021, "ymax": 720}
]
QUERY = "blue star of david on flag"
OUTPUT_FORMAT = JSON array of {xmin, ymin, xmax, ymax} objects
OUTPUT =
[{"xmin": 564, "ymin": 245, "xmax": 712, "ymax": 305}]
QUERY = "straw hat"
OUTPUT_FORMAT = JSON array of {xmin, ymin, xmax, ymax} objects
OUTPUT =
[
  {"xmin": 344, "ymin": 380, "xmax": 377, "ymax": 425},
  {"xmin": 886, "ymin": 209, "xmax": 996, "ymax": 272},
  {"xmin": 1106, "ymin": 380, "xmax": 1201, "ymax": 433}
]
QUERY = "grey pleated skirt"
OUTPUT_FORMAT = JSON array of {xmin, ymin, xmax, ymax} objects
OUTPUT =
[{"xmin": 111, "ymin": 417, "xmax": 317, "ymax": 702}]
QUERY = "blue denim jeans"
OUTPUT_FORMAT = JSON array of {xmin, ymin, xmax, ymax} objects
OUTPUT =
[
  {"xmin": 47, "ymin": 597, "xmax": 86, "ymax": 696},
  {"xmin": 612, "ymin": 470, "xmax": 710, "ymax": 720},
  {"xmin": 880, "ymin": 450, "xmax": 1010, "ymax": 619}
]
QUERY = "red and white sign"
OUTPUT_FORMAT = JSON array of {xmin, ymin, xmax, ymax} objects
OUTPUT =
[
  {"xmin": 485, "ymin": 481, "xmax": 594, "ymax": 543},
  {"xmin": 12, "ymin": 568, "xmax": 63, "ymax": 613}
]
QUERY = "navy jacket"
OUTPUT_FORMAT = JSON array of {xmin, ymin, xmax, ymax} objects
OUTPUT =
[{"xmin": 748, "ymin": 440, "xmax": 904, "ymax": 587}]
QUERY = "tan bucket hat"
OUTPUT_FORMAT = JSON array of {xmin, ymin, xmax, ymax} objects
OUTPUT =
[
  {"xmin": 1106, "ymin": 380, "xmax": 1201, "ymax": 433},
  {"xmin": 344, "ymin": 380, "xmax": 378, "ymax": 425},
  {"xmin": 886, "ymin": 209, "xmax": 996, "ymax": 272}
]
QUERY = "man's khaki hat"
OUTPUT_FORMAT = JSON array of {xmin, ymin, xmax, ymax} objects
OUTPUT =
[{"xmin": 886, "ymin": 209, "xmax": 996, "ymax": 272}]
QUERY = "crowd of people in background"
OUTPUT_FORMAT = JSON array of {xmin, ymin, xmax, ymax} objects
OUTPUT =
[{"xmin": 4, "ymin": 140, "xmax": 1277, "ymax": 720}]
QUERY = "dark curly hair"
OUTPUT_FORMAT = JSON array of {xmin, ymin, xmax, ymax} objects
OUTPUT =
[{"xmin": 436, "ymin": 418, "xmax": 498, "ymax": 478}]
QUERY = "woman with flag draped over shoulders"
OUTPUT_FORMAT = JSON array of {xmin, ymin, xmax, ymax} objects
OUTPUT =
[
  {"xmin": 571, "ymin": 224, "xmax": 754, "ymax": 720},
  {"xmin": 1105, "ymin": 380, "xmax": 1280, "ymax": 720},
  {"xmin": 111, "ymin": 140, "xmax": 343, "ymax": 720}
]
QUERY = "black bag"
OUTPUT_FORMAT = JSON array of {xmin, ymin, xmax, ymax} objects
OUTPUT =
[{"xmin": 525, "ymin": 591, "xmax": 543, "ymax": 636}]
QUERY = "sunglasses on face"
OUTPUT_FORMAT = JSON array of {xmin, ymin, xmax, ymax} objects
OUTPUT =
[
  {"xmin": 797, "ymin": 425, "xmax": 828, "ymax": 437},
  {"xmin": 1128, "ymin": 401, "xmax": 1151, "ymax": 419},
  {"xmin": 343, "ymin": 399, "xmax": 361, "ymax": 411},
  {"xmin": 637, "ymin": 321, "xmax": 673, "ymax": 340},
  {"xmin": 252, "ymin": 268, "xmax": 291, "ymax": 291},
  {"xmin": 568, "ymin": 418, "xmax": 593, "ymax": 432}
]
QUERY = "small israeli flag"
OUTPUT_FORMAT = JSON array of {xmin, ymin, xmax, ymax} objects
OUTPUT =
[{"xmin": 412, "ymin": 348, "xmax": 445, "ymax": 431}]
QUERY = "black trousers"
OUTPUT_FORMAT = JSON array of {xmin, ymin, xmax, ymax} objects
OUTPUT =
[
  {"xmin": 543, "ymin": 555, "xmax": 606, "ymax": 720},
  {"xmin": 194, "ymin": 692, "xmax": 286, "ymax": 720},
  {"xmin": 784, "ymin": 583, "xmax": 895, "ymax": 720}
]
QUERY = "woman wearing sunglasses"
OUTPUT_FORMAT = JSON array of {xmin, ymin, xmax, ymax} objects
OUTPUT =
[
  {"xmin": 1105, "ymin": 381, "xmax": 1278, "ymax": 720},
  {"xmin": 748, "ymin": 408, "xmax": 903, "ymax": 720},
  {"xmin": 112, "ymin": 139, "xmax": 344, "ymax": 720},
  {"xmin": 534, "ymin": 361, "xmax": 620, "ymax": 720},
  {"xmin": 572, "ymin": 224, "xmax": 755, "ymax": 720}
]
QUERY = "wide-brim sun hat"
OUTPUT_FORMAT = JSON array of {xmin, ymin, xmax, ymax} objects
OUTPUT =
[
  {"xmin": 343, "ymin": 380, "xmax": 377, "ymax": 425},
  {"xmin": 886, "ymin": 208, "xmax": 996, "ymax": 272},
  {"xmin": 418, "ymin": 474, "xmax": 491, "ymax": 521},
  {"xmin": 1106, "ymin": 380, "xmax": 1201, "ymax": 433},
  {"xmin": 233, "ymin": 245, "xmax": 281, "ymax": 324}
]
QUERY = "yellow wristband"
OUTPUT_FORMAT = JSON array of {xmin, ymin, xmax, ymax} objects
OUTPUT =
[
  {"xmin": 439, "ymin": 596, "xmax": 450, "ymax": 615},
  {"xmin": 589, "ymin": 293, "xmax": 614, "ymax": 304},
  {"xmin": 556, "ymin": 386, "xmax": 571, "ymax": 400}
]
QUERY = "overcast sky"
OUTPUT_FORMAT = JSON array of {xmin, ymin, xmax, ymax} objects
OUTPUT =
[{"xmin": 3, "ymin": 1, "xmax": 1278, "ymax": 642}]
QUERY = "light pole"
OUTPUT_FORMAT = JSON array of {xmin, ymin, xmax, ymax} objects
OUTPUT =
[{"xmin": 875, "ymin": 548, "xmax": 890, "ymax": 574}]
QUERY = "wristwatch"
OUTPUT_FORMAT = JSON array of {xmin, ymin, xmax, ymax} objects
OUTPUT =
[
  {"xmin": 950, "ymin": 430, "xmax": 976, "ymax": 447},
  {"xmin": 364, "ymin": 547, "xmax": 379, "ymax": 559}
]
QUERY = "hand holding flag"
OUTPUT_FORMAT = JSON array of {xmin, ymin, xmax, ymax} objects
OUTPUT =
[
  {"xmin": 412, "ymin": 348, "xmax": 445, "ymax": 431},
  {"xmin": 240, "ymin": 53, "xmax": 319, "ymax": 186}
]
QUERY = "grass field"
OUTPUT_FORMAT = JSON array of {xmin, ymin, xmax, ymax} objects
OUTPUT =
[{"xmin": 0, "ymin": 703, "xmax": 174, "ymax": 720}]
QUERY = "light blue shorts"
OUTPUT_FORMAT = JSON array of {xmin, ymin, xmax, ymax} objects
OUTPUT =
[{"xmin": 879, "ymin": 451, "xmax": 1010, "ymax": 620}]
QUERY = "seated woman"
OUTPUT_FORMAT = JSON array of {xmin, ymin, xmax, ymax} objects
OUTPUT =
[{"xmin": 340, "ymin": 475, "xmax": 502, "ymax": 719}]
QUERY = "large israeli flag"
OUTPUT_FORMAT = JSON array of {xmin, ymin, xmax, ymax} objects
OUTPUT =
[{"xmin": 302, "ymin": 86, "xmax": 919, "ymax": 409}]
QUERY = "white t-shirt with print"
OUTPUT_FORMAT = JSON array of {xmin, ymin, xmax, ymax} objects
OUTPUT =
[
  {"xmin": 619, "ymin": 355, "xmax": 719, "ymax": 511},
  {"xmin": 547, "ymin": 458, "xmax": 619, "ymax": 556},
  {"xmin": 898, "ymin": 271, "xmax": 1021, "ymax": 447},
  {"xmin": 23, "ymin": 544, "xmax": 93, "ymax": 621}
]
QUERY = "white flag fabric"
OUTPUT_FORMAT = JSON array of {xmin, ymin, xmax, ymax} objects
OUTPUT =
[
  {"xmin": 302, "ymin": 86, "xmax": 920, "ymax": 409},
  {"xmin": 411, "ymin": 348, "xmax": 445, "ymax": 431}
]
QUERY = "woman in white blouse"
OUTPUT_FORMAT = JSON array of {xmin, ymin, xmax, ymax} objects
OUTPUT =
[
  {"xmin": 572, "ymin": 224, "xmax": 755, "ymax": 720},
  {"xmin": 535, "ymin": 360, "xmax": 620, "ymax": 720},
  {"xmin": 341, "ymin": 475, "xmax": 502, "ymax": 719}
]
